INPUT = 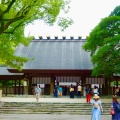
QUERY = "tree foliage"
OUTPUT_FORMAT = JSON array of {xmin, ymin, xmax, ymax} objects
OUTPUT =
[
  {"xmin": 83, "ymin": 6, "xmax": 120, "ymax": 77},
  {"xmin": 0, "ymin": 79, "xmax": 24, "ymax": 86},
  {"xmin": 0, "ymin": 0, "xmax": 73, "ymax": 70}
]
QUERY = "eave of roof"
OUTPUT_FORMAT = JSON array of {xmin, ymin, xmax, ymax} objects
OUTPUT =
[
  {"xmin": 0, "ymin": 67, "xmax": 23, "ymax": 75},
  {"xmin": 7, "ymin": 69, "xmax": 92, "ymax": 74}
]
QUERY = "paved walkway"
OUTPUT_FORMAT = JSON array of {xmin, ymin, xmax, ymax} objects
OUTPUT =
[
  {"xmin": 0, "ymin": 114, "xmax": 111, "ymax": 120},
  {"xmin": 0, "ymin": 95, "xmax": 115, "ymax": 120},
  {"xmin": 0, "ymin": 95, "xmax": 115, "ymax": 103}
]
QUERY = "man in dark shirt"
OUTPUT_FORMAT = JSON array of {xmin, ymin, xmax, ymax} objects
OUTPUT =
[{"xmin": 54, "ymin": 85, "xmax": 58, "ymax": 97}]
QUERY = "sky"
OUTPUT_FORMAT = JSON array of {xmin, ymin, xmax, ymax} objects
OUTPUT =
[{"xmin": 24, "ymin": 0, "xmax": 120, "ymax": 39}]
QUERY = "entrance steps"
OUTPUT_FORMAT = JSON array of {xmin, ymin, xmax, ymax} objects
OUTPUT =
[{"xmin": 0, "ymin": 102, "xmax": 111, "ymax": 115}]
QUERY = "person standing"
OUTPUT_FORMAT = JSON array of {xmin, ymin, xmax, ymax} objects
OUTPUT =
[
  {"xmin": 59, "ymin": 85, "xmax": 63, "ymax": 97},
  {"xmin": 57, "ymin": 85, "xmax": 60, "ymax": 96},
  {"xmin": 93, "ymin": 85, "xmax": 98, "ymax": 95},
  {"xmin": 70, "ymin": 84, "xmax": 74, "ymax": 98},
  {"xmin": 63, "ymin": 85, "xmax": 67, "ymax": 96},
  {"xmin": 35, "ymin": 85, "xmax": 41, "ymax": 102},
  {"xmin": 91, "ymin": 94, "xmax": 103, "ymax": 120},
  {"xmin": 83, "ymin": 85, "xmax": 86, "ymax": 97},
  {"xmin": 54, "ymin": 85, "xmax": 58, "ymax": 98},
  {"xmin": 111, "ymin": 95, "xmax": 120, "ymax": 120},
  {"xmin": 77, "ymin": 84, "xmax": 82, "ymax": 98},
  {"xmin": 85, "ymin": 85, "xmax": 91, "ymax": 103}
]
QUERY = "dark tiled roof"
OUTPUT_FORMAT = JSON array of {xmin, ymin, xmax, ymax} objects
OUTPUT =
[
  {"xmin": 14, "ymin": 39, "xmax": 93, "ymax": 70},
  {"xmin": 0, "ymin": 67, "xmax": 23, "ymax": 75}
]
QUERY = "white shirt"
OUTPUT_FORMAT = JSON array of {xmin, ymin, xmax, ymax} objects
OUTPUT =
[{"xmin": 77, "ymin": 85, "xmax": 82, "ymax": 91}]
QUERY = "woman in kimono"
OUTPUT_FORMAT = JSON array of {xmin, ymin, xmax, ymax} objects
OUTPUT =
[{"xmin": 91, "ymin": 94, "xmax": 103, "ymax": 120}]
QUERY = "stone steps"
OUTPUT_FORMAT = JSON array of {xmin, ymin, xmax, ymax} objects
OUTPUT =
[{"xmin": 0, "ymin": 102, "xmax": 111, "ymax": 115}]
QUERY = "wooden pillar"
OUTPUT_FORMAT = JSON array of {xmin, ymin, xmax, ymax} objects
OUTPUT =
[
  {"xmin": 5, "ymin": 80, "xmax": 7, "ymax": 96},
  {"xmin": 0, "ymin": 90, "xmax": 2, "ymax": 101},
  {"xmin": 14, "ymin": 80, "xmax": 17, "ymax": 95},
  {"xmin": 108, "ymin": 77, "xmax": 115, "ymax": 95},
  {"xmin": 50, "ymin": 80, "xmax": 54, "ymax": 95},
  {"xmin": 50, "ymin": 77, "xmax": 55, "ymax": 95},
  {"xmin": 108, "ymin": 80, "xmax": 111, "ymax": 95},
  {"xmin": 28, "ymin": 77, "xmax": 32, "ymax": 95},
  {"xmin": 24, "ymin": 79, "xmax": 29, "ymax": 95},
  {"xmin": 81, "ymin": 74, "xmax": 86, "ymax": 96},
  {"xmin": 18, "ymin": 79, "xmax": 21, "ymax": 95},
  {"xmin": 104, "ymin": 78, "xmax": 108, "ymax": 95},
  {"xmin": 116, "ymin": 78, "xmax": 118, "ymax": 88},
  {"xmin": 81, "ymin": 74, "xmax": 86, "ymax": 86}
]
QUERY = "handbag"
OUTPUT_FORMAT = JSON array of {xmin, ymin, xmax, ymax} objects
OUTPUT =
[{"xmin": 110, "ymin": 109, "xmax": 115, "ymax": 115}]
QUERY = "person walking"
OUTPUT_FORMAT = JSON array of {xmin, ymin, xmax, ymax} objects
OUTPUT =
[
  {"xmin": 35, "ymin": 85, "xmax": 41, "ymax": 102},
  {"xmin": 111, "ymin": 95, "xmax": 120, "ymax": 120},
  {"xmin": 85, "ymin": 85, "xmax": 91, "ymax": 103},
  {"xmin": 91, "ymin": 94, "xmax": 103, "ymax": 120}
]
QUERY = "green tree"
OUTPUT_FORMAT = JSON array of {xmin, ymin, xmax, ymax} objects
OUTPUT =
[
  {"xmin": 83, "ymin": 6, "xmax": 120, "ymax": 77},
  {"xmin": 0, "ymin": 0, "xmax": 73, "ymax": 70}
]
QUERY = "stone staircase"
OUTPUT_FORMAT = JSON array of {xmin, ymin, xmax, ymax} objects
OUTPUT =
[{"xmin": 0, "ymin": 102, "xmax": 111, "ymax": 115}]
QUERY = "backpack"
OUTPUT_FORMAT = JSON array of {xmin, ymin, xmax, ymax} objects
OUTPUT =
[{"xmin": 116, "ymin": 103, "xmax": 120, "ymax": 112}]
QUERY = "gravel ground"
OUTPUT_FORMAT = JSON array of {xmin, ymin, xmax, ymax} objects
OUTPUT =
[{"xmin": 0, "ymin": 114, "xmax": 111, "ymax": 120}]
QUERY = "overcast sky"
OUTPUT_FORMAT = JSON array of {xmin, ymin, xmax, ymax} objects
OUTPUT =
[{"xmin": 24, "ymin": 0, "xmax": 120, "ymax": 39}]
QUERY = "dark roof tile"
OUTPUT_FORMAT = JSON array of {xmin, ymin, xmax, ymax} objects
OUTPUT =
[{"xmin": 14, "ymin": 40, "xmax": 93, "ymax": 70}]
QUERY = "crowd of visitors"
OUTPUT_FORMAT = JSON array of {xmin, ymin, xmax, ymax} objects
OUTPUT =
[
  {"xmin": 52, "ymin": 84, "xmax": 120, "ymax": 120},
  {"xmin": 32, "ymin": 84, "xmax": 120, "ymax": 120},
  {"xmin": 52, "ymin": 84, "xmax": 102, "ymax": 99}
]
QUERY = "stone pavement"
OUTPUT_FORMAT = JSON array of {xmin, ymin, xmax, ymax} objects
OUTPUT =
[
  {"xmin": 0, "ymin": 95, "xmax": 116, "ymax": 103},
  {"xmin": 0, "ymin": 114, "xmax": 111, "ymax": 120},
  {"xmin": 0, "ymin": 95, "xmax": 117, "ymax": 120}
]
